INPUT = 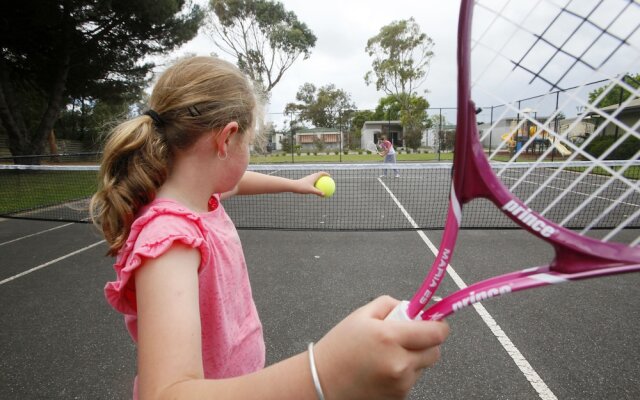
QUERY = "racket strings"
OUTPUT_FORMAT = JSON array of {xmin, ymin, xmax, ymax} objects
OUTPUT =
[
  {"xmin": 509, "ymin": 74, "xmax": 640, "ymax": 232},
  {"xmin": 476, "ymin": 0, "xmax": 639, "ymax": 90},
  {"xmin": 470, "ymin": 0, "xmax": 640, "ymax": 242},
  {"xmin": 522, "ymin": 1, "xmax": 640, "ymax": 89}
]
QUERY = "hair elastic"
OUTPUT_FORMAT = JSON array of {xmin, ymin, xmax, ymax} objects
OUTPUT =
[{"xmin": 144, "ymin": 109, "xmax": 165, "ymax": 127}]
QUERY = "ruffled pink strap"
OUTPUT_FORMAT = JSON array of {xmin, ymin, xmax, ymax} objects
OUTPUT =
[{"xmin": 104, "ymin": 202, "xmax": 212, "ymax": 315}]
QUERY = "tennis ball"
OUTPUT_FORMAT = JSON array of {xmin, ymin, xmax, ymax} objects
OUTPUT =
[{"xmin": 315, "ymin": 176, "xmax": 336, "ymax": 198}]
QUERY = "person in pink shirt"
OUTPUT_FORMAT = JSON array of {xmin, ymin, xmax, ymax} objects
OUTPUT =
[
  {"xmin": 91, "ymin": 56, "xmax": 448, "ymax": 400},
  {"xmin": 378, "ymin": 134, "xmax": 400, "ymax": 178}
]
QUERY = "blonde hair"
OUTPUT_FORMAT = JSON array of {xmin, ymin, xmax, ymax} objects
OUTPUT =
[{"xmin": 91, "ymin": 56, "xmax": 259, "ymax": 256}]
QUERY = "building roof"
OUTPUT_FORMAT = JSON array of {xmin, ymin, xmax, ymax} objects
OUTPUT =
[
  {"xmin": 296, "ymin": 127, "xmax": 338, "ymax": 133},
  {"xmin": 596, "ymin": 97, "xmax": 640, "ymax": 113},
  {"xmin": 363, "ymin": 120, "xmax": 402, "ymax": 125}
]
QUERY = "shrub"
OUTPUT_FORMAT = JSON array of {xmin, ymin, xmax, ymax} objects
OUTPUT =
[{"xmin": 586, "ymin": 135, "xmax": 640, "ymax": 160}]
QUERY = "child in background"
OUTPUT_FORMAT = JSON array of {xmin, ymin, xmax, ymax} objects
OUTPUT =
[
  {"xmin": 91, "ymin": 56, "xmax": 449, "ymax": 400},
  {"xmin": 378, "ymin": 134, "xmax": 400, "ymax": 178}
]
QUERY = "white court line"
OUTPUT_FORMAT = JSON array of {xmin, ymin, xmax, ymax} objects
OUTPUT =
[
  {"xmin": 377, "ymin": 177, "xmax": 558, "ymax": 400},
  {"xmin": 0, "ymin": 240, "xmax": 105, "ymax": 286},
  {"xmin": 0, "ymin": 223, "xmax": 75, "ymax": 247}
]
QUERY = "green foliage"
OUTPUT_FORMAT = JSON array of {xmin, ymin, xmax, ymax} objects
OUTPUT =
[
  {"xmin": 438, "ymin": 130, "xmax": 456, "ymax": 151},
  {"xmin": 373, "ymin": 94, "xmax": 429, "ymax": 150},
  {"xmin": 207, "ymin": 0, "xmax": 316, "ymax": 93},
  {"xmin": 284, "ymin": 83, "xmax": 356, "ymax": 128},
  {"xmin": 280, "ymin": 135, "xmax": 293, "ymax": 152},
  {"xmin": 313, "ymin": 136, "xmax": 326, "ymax": 153},
  {"xmin": 374, "ymin": 96, "xmax": 402, "ymax": 120},
  {"xmin": 588, "ymin": 73, "xmax": 640, "ymax": 108},
  {"xmin": 364, "ymin": 18, "xmax": 434, "ymax": 99},
  {"xmin": 585, "ymin": 135, "xmax": 640, "ymax": 160},
  {"xmin": 350, "ymin": 110, "xmax": 375, "ymax": 130},
  {"xmin": 55, "ymin": 98, "xmax": 132, "ymax": 150},
  {"xmin": 344, "ymin": 110, "xmax": 372, "ymax": 150},
  {"xmin": 0, "ymin": 0, "xmax": 203, "ymax": 158}
]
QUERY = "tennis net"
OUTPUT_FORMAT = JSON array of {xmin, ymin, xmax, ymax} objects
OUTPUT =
[{"xmin": 1, "ymin": 162, "xmax": 638, "ymax": 230}]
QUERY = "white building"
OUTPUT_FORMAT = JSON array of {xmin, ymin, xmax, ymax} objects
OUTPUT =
[{"xmin": 360, "ymin": 120, "xmax": 403, "ymax": 148}]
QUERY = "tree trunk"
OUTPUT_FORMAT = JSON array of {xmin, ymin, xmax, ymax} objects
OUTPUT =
[
  {"xmin": 48, "ymin": 129, "xmax": 60, "ymax": 163},
  {"xmin": 0, "ymin": 46, "xmax": 70, "ymax": 164}
]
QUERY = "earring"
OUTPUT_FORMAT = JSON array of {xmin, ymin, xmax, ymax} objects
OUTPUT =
[{"xmin": 217, "ymin": 151, "xmax": 228, "ymax": 160}]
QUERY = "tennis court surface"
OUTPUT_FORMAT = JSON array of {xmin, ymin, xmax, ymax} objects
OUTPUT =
[{"xmin": 1, "ymin": 163, "xmax": 639, "ymax": 399}]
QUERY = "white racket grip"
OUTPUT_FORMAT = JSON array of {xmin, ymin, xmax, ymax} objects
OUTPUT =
[{"xmin": 384, "ymin": 300, "xmax": 414, "ymax": 321}]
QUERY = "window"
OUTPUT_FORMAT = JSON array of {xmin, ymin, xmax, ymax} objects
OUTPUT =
[
  {"xmin": 298, "ymin": 134, "xmax": 316, "ymax": 143},
  {"xmin": 322, "ymin": 134, "xmax": 339, "ymax": 143}
]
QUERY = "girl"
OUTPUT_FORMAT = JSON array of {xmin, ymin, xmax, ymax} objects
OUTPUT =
[
  {"xmin": 91, "ymin": 56, "xmax": 449, "ymax": 400},
  {"xmin": 378, "ymin": 134, "xmax": 400, "ymax": 178}
]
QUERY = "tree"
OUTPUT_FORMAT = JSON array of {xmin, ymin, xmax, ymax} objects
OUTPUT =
[
  {"xmin": 373, "ymin": 96, "xmax": 402, "ymax": 121},
  {"xmin": 0, "ymin": 0, "xmax": 203, "ymax": 162},
  {"xmin": 365, "ymin": 19, "xmax": 433, "ymax": 150},
  {"xmin": 349, "ymin": 109, "xmax": 375, "ymax": 150},
  {"xmin": 588, "ymin": 73, "xmax": 640, "ymax": 108},
  {"xmin": 400, "ymin": 95, "xmax": 429, "ymax": 150},
  {"xmin": 205, "ymin": 0, "xmax": 317, "ymax": 95},
  {"xmin": 364, "ymin": 18, "xmax": 434, "ymax": 110},
  {"xmin": 55, "ymin": 97, "xmax": 136, "ymax": 150},
  {"xmin": 428, "ymin": 114, "xmax": 455, "ymax": 152},
  {"xmin": 373, "ymin": 94, "xmax": 429, "ymax": 150},
  {"xmin": 284, "ymin": 83, "xmax": 356, "ymax": 128}
]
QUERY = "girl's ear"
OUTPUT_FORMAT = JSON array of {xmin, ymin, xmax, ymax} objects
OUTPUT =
[{"xmin": 214, "ymin": 122, "xmax": 239, "ymax": 158}]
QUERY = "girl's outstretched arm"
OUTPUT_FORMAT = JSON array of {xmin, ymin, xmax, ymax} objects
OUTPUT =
[
  {"xmin": 221, "ymin": 171, "xmax": 329, "ymax": 200},
  {"xmin": 135, "ymin": 244, "xmax": 449, "ymax": 400}
]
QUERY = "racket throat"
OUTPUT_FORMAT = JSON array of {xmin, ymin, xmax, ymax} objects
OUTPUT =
[{"xmin": 551, "ymin": 248, "xmax": 636, "ymax": 274}]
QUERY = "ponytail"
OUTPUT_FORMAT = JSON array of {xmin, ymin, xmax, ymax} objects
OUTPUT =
[
  {"xmin": 91, "ymin": 56, "xmax": 260, "ymax": 256},
  {"xmin": 90, "ymin": 115, "xmax": 169, "ymax": 256}
]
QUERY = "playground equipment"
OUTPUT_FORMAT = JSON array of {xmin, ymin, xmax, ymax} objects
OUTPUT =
[
  {"xmin": 499, "ymin": 109, "xmax": 571, "ymax": 157},
  {"xmin": 501, "ymin": 131, "xmax": 516, "ymax": 151},
  {"xmin": 549, "ymin": 136, "xmax": 572, "ymax": 156}
]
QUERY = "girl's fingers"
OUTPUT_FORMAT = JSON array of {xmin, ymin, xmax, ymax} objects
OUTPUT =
[
  {"xmin": 389, "ymin": 320, "xmax": 450, "ymax": 350},
  {"xmin": 359, "ymin": 295, "xmax": 401, "ymax": 319}
]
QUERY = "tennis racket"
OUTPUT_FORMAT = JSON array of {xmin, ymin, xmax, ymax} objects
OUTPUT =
[
  {"xmin": 366, "ymin": 141, "xmax": 381, "ymax": 155},
  {"xmin": 388, "ymin": 0, "xmax": 640, "ymax": 322}
]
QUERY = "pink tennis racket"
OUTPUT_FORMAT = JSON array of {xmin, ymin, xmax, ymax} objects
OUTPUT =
[{"xmin": 388, "ymin": 0, "xmax": 640, "ymax": 321}]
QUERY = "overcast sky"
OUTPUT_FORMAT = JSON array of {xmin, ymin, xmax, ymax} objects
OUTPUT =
[{"xmin": 163, "ymin": 1, "xmax": 461, "ymax": 127}]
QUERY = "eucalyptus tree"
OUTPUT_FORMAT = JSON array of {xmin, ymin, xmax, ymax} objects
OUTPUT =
[
  {"xmin": 205, "ymin": 0, "xmax": 317, "ymax": 95},
  {"xmin": 284, "ymin": 83, "xmax": 356, "ymax": 128}
]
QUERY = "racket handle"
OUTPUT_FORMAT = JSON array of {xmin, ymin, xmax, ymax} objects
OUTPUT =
[{"xmin": 384, "ymin": 300, "xmax": 414, "ymax": 321}]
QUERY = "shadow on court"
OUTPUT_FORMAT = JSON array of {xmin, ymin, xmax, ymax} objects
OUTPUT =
[{"xmin": 1, "ymin": 218, "xmax": 638, "ymax": 399}]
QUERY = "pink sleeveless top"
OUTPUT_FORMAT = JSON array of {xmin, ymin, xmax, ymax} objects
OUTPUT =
[{"xmin": 104, "ymin": 196, "xmax": 265, "ymax": 398}]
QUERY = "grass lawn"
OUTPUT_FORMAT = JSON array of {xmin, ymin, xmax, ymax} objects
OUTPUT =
[
  {"xmin": 0, "ymin": 170, "xmax": 98, "ymax": 214},
  {"xmin": 563, "ymin": 165, "xmax": 640, "ymax": 180},
  {"xmin": 250, "ymin": 151, "xmax": 454, "ymax": 163}
]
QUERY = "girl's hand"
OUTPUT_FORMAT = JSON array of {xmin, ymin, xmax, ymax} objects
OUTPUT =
[
  {"xmin": 293, "ymin": 171, "xmax": 330, "ymax": 197},
  {"xmin": 314, "ymin": 296, "xmax": 450, "ymax": 400}
]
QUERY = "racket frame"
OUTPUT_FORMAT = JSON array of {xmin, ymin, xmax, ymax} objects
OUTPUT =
[{"xmin": 402, "ymin": 0, "xmax": 640, "ymax": 321}]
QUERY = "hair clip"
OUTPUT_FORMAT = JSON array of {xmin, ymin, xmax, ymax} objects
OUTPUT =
[{"xmin": 187, "ymin": 105, "xmax": 201, "ymax": 117}]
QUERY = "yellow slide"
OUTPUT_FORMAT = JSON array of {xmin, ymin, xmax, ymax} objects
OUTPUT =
[
  {"xmin": 549, "ymin": 136, "xmax": 571, "ymax": 156},
  {"xmin": 501, "ymin": 132, "xmax": 515, "ymax": 147}
]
